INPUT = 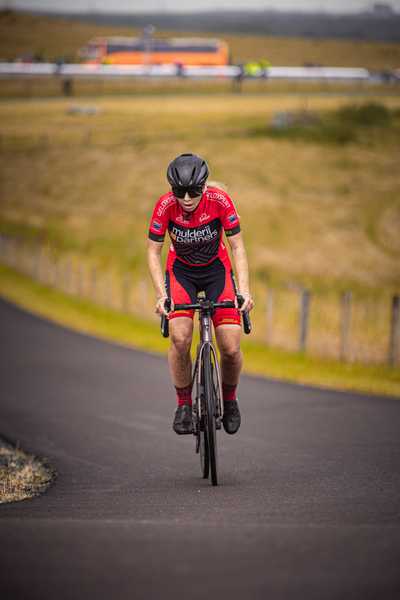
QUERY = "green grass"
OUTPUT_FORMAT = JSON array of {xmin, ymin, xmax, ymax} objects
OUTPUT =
[
  {"xmin": 249, "ymin": 102, "xmax": 400, "ymax": 145},
  {"xmin": 1, "ymin": 261, "xmax": 399, "ymax": 398},
  {"xmin": 242, "ymin": 342, "xmax": 400, "ymax": 398}
]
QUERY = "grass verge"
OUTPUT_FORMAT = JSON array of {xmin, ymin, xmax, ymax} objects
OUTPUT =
[
  {"xmin": 0, "ymin": 261, "xmax": 399, "ymax": 398},
  {"xmin": 0, "ymin": 438, "xmax": 54, "ymax": 504}
]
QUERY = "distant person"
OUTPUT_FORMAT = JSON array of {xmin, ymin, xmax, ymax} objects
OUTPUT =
[
  {"xmin": 147, "ymin": 153, "xmax": 253, "ymax": 435},
  {"xmin": 381, "ymin": 65, "xmax": 393, "ymax": 84},
  {"xmin": 62, "ymin": 79, "xmax": 73, "ymax": 96}
]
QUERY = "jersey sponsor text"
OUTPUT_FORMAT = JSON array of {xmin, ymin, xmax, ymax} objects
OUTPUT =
[{"xmin": 170, "ymin": 223, "xmax": 219, "ymax": 244}]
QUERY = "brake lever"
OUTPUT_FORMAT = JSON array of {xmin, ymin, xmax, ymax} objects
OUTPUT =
[
  {"xmin": 237, "ymin": 295, "xmax": 251, "ymax": 335},
  {"xmin": 161, "ymin": 298, "xmax": 172, "ymax": 338}
]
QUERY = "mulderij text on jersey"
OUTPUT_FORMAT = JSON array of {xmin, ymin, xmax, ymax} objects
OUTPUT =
[{"xmin": 169, "ymin": 219, "xmax": 220, "ymax": 244}]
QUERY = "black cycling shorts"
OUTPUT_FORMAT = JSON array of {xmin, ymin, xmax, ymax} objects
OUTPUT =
[{"xmin": 165, "ymin": 256, "xmax": 240, "ymax": 328}]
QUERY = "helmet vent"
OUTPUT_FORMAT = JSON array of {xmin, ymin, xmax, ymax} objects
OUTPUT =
[
  {"xmin": 174, "ymin": 168, "xmax": 182, "ymax": 185},
  {"xmin": 190, "ymin": 167, "xmax": 196, "ymax": 185}
]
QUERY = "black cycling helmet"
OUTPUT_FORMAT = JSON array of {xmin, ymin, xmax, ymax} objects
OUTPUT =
[{"xmin": 167, "ymin": 153, "xmax": 209, "ymax": 187}]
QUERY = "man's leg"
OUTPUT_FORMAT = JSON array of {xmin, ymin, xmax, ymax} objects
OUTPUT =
[
  {"xmin": 169, "ymin": 316, "xmax": 194, "ymax": 434},
  {"xmin": 215, "ymin": 324, "xmax": 243, "ymax": 434}
]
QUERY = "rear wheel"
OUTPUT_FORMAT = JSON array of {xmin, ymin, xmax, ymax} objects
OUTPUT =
[{"xmin": 203, "ymin": 344, "xmax": 218, "ymax": 486}]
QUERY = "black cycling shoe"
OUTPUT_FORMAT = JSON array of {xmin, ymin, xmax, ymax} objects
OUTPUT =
[
  {"xmin": 222, "ymin": 398, "xmax": 241, "ymax": 435},
  {"xmin": 173, "ymin": 404, "xmax": 193, "ymax": 435}
]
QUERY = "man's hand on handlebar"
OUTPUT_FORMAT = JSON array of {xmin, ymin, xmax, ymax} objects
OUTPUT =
[{"xmin": 155, "ymin": 296, "xmax": 174, "ymax": 318}]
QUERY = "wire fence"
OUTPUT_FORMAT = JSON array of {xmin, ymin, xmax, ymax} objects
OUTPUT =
[
  {"xmin": 0, "ymin": 235, "xmax": 153, "ymax": 319},
  {"xmin": 0, "ymin": 234, "xmax": 398, "ymax": 366}
]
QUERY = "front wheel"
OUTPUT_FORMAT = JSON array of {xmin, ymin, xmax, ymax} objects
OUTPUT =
[
  {"xmin": 203, "ymin": 344, "xmax": 218, "ymax": 486},
  {"xmin": 194, "ymin": 358, "xmax": 209, "ymax": 480},
  {"xmin": 199, "ymin": 426, "xmax": 209, "ymax": 479}
]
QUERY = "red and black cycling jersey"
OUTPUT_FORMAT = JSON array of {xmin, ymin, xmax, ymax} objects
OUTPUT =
[{"xmin": 148, "ymin": 187, "xmax": 241, "ymax": 266}]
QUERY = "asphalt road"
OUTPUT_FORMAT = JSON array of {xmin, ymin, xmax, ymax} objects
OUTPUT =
[{"xmin": 0, "ymin": 297, "xmax": 399, "ymax": 600}]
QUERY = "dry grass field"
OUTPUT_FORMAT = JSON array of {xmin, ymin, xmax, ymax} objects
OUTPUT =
[
  {"xmin": 1, "ymin": 94, "xmax": 399, "ymax": 287},
  {"xmin": 1, "ymin": 92, "xmax": 399, "ymax": 363}
]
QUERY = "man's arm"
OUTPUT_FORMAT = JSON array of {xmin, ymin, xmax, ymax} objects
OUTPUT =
[
  {"xmin": 147, "ymin": 238, "xmax": 171, "ymax": 317},
  {"xmin": 226, "ymin": 232, "xmax": 254, "ymax": 313}
]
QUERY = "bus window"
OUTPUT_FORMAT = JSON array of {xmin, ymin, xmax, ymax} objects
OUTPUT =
[
  {"xmin": 79, "ymin": 37, "xmax": 229, "ymax": 66},
  {"xmin": 86, "ymin": 44, "xmax": 100, "ymax": 61}
]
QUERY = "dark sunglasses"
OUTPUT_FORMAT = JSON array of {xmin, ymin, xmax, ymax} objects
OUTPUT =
[{"xmin": 172, "ymin": 186, "xmax": 204, "ymax": 199}]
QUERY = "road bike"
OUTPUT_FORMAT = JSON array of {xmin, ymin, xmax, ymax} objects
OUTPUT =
[{"xmin": 161, "ymin": 295, "xmax": 251, "ymax": 486}]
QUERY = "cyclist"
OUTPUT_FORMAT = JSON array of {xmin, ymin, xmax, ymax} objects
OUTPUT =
[{"xmin": 147, "ymin": 153, "xmax": 254, "ymax": 436}]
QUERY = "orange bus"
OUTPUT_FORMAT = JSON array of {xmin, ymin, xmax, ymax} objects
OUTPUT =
[{"xmin": 79, "ymin": 36, "xmax": 230, "ymax": 67}]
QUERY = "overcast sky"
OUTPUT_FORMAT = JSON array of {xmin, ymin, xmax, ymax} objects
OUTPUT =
[{"xmin": 6, "ymin": 0, "xmax": 400, "ymax": 14}]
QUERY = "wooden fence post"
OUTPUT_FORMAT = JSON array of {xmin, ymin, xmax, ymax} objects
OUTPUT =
[
  {"xmin": 34, "ymin": 248, "xmax": 40, "ymax": 281},
  {"xmin": 65, "ymin": 262, "xmax": 72, "ymax": 295},
  {"xmin": 265, "ymin": 289, "xmax": 274, "ymax": 344},
  {"xmin": 42, "ymin": 248, "xmax": 50, "ymax": 286},
  {"xmin": 340, "ymin": 291, "xmax": 352, "ymax": 361},
  {"xmin": 90, "ymin": 267, "xmax": 98, "ymax": 303},
  {"xmin": 104, "ymin": 270, "xmax": 113, "ymax": 307},
  {"xmin": 7, "ymin": 237, "xmax": 13, "ymax": 266},
  {"xmin": 389, "ymin": 295, "xmax": 399, "ymax": 365},
  {"xmin": 53, "ymin": 258, "xmax": 60, "ymax": 289},
  {"xmin": 299, "ymin": 289, "xmax": 311, "ymax": 352},
  {"xmin": 9, "ymin": 238, "xmax": 17, "ymax": 269},
  {"xmin": 139, "ymin": 275, "xmax": 148, "ymax": 316},
  {"xmin": 77, "ymin": 263, "xmax": 85, "ymax": 298},
  {"xmin": 2, "ymin": 236, "xmax": 10, "ymax": 263},
  {"xmin": 122, "ymin": 272, "xmax": 131, "ymax": 313}
]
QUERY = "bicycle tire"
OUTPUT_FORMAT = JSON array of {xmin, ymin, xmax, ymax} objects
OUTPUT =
[
  {"xmin": 203, "ymin": 344, "xmax": 218, "ymax": 486},
  {"xmin": 199, "ymin": 425, "xmax": 209, "ymax": 479},
  {"xmin": 194, "ymin": 351, "xmax": 209, "ymax": 479}
]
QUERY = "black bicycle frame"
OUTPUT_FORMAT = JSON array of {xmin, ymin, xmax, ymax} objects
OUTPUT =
[{"xmin": 192, "ymin": 300, "xmax": 223, "ymax": 419}]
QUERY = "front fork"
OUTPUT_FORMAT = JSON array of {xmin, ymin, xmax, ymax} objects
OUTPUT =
[{"xmin": 193, "ymin": 312, "xmax": 223, "ymax": 441}]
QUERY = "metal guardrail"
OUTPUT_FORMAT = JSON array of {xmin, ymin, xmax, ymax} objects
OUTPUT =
[{"xmin": 0, "ymin": 62, "xmax": 374, "ymax": 82}]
